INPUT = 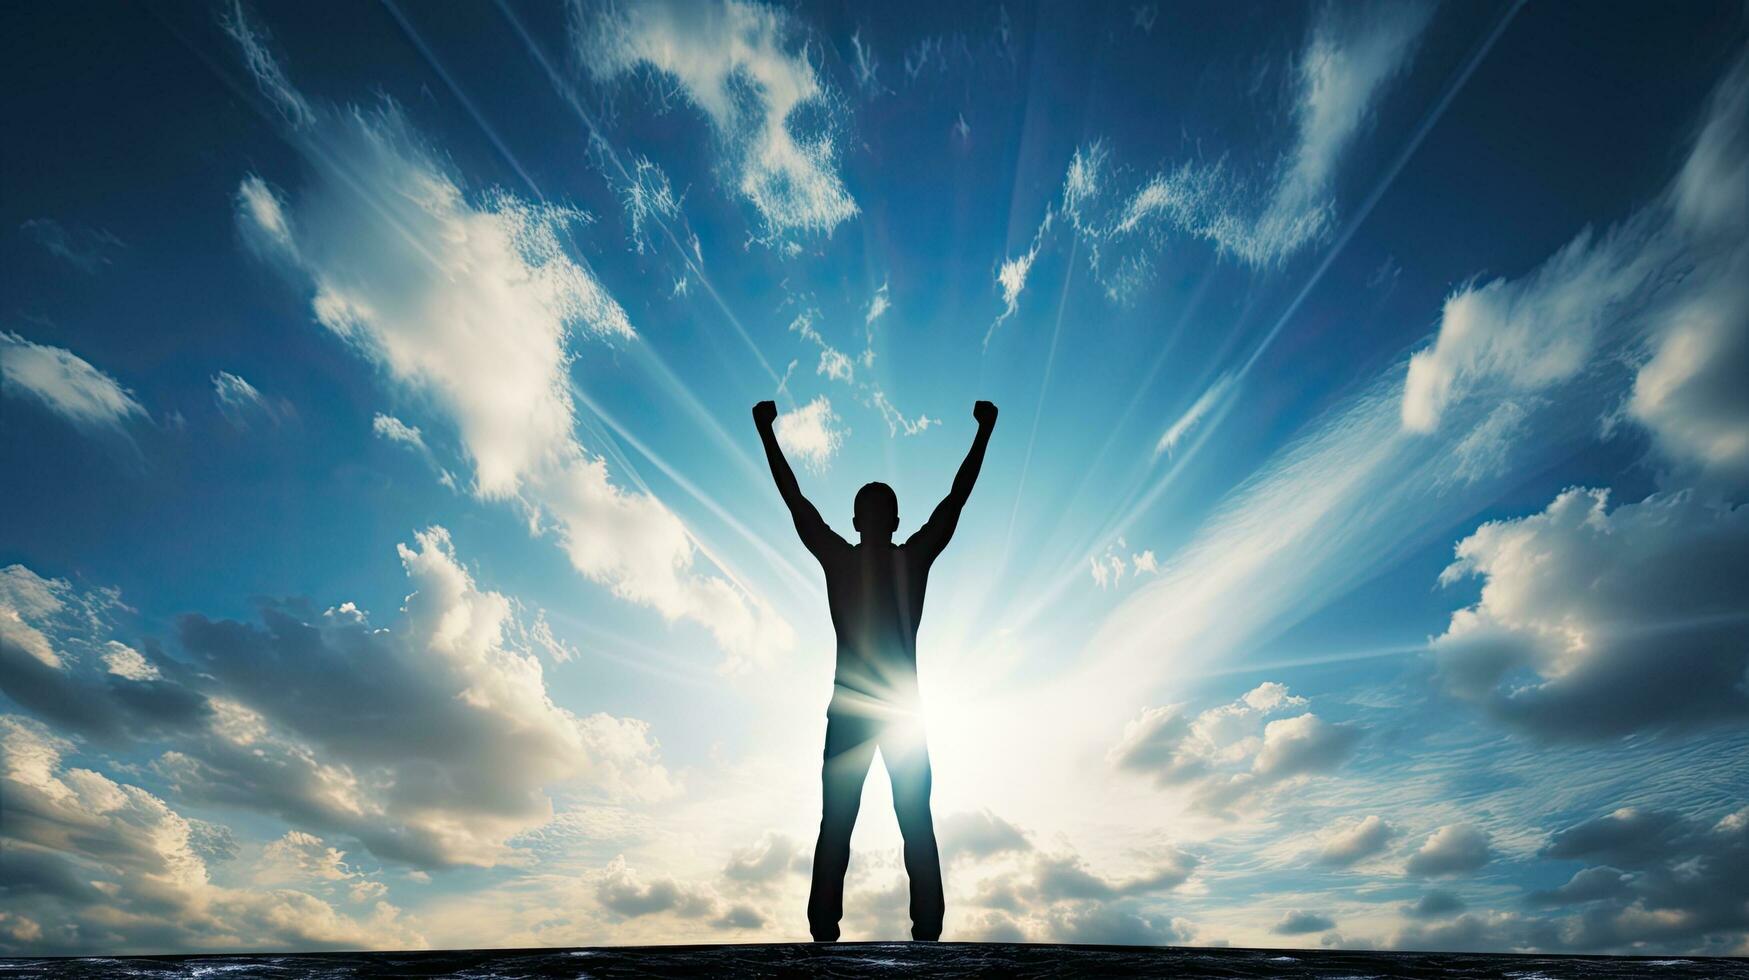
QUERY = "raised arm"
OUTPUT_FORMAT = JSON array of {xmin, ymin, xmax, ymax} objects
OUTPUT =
[
  {"xmin": 753, "ymin": 400, "xmax": 845, "ymax": 557},
  {"xmin": 908, "ymin": 401, "xmax": 998, "ymax": 557}
]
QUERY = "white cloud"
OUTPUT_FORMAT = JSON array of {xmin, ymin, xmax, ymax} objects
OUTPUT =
[
  {"xmin": 227, "ymin": 9, "xmax": 788, "ymax": 670},
  {"xmin": 817, "ymin": 347, "xmax": 854, "ymax": 381},
  {"xmin": 997, "ymin": 250, "xmax": 1036, "ymax": 320},
  {"xmin": 721, "ymin": 831, "xmax": 803, "ymax": 885},
  {"xmin": 255, "ymin": 132, "xmax": 628, "ymax": 500},
  {"xmin": 371, "ymin": 413, "xmax": 425, "ymax": 450},
  {"xmin": 1404, "ymin": 889, "xmax": 1466, "ymax": 919},
  {"xmin": 1273, "ymin": 909, "xmax": 1336, "ymax": 935},
  {"xmin": 235, "ymin": 175, "xmax": 296, "ymax": 260},
  {"xmin": 1, "ymin": 563, "xmax": 207, "ymax": 743},
  {"xmin": 788, "ymin": 309, "xmax": 936, "ymax": 438},
  {"xmin": 1623, "ymin": 54, "xmax": 1749, "ymax": 490},
  {"xmin": 1, "ymin": 537, "xmax": 673, "ymax": 881},
  {"xmin": 1624, "ymin": 56, "xmax": 1749, "ymax": 489},
  {"xmin": 0, "ymin": 565, "xmax": 70, "ymax": 670},
  {"xmin": 1626, "ymin": 260, "xmax": 1749, "ymax": 486},
  {"xmin": 617, "ymin": 154, "xmax": 681, "ymax": 255},
  {"xmin": 575, "ymin": 0, "xmax": 858, "ymax": 240},
  {"xmin": 0, "ymin": 715, "xmax": 423, "ymax": 955},
  {"xmin": 1433, "ymin": 487, "xmax": 1749, "ymax": 738},
  {"xmin": 939, "ymin": 809, "xmax": 1031, "ymax": 862},
  {"xmin": 1079, "ymin": 49, "xmax": 1749, "ymax": 721},
  {"xmin": 773, "ymin": 396, "xmax": 845, "ymax": 474},
  {"xmin": 1509, "ymin": 804, "xmax": 1749, "ymax": 953},
  {"xmin": 1089, "ymin": 552, "xmax": 1125, "ymax": 590},
  {"xmin": 937, "ymin": 832, "xmax": 1200, "ymax": 946},
  {"xmin": 1110, "ymin": 683, "xmax": 1356, "ymax": 815},
  {"xmin": 1318, "ymin": 815, "xmax": 1396, "ymax": 866},
  {"xmin": 1089, "ymin": 538, "xmax": 1160, "ymax": 590},
  {"xmin": 595, "ymin": 855, "xmax": 718, "ymax": 920},
  {"xmin": 987, "ymin": 214, "xmax": 1049, "ymax": 345},
  {"xmin": 871, "ymin": 389, "xmax": 937, "ymax": 437},
  {"xmin": 166, "ymin": 525, "xmax": 677, "ymax": 868},
  {"xmin": 789, "ymin": 311, "xmax": 852, "ymax": 382},
  {"xmin": 1406, "ymin": 824, "xmax": 1493, "ymax": 877},
  {"xmin": 1251, "ymin": 712, "xmax": 1362, "ymax": 780},
  {"xmin": 100, "ymin": 642, "xmax": 159, "ymax": 682},
  {"xmin": 0, "ymin": 331, "xmax": 144, "ymax": 430},
  {"xmin": 1028, "ymin": 849, "xmax": 1198, "ymax": 901},
  {"xmin": 1404, "ymin": 52, "xmax": 1749, "ymax": 458},
  {"xmin": 211, "ymin": 370, "xmax": 285, "ymax": 427},
  {"xmin": 1276, "ymin": 0, "xmax": 1435, "ymax": 240},
  {"xmin": 1400, "ymin": 223, "xmax": 1657, "ymax": 434},
  {"xmin": 260, "ymin": 830, "xmax": 359, "ymax": 884},
  {"xmin": 865, "ymin": 281, "xmax": 890, "ymax": 325},
  {"xmin": 212, "ymin": 371, "xmax": 263, "ymax": 415}
]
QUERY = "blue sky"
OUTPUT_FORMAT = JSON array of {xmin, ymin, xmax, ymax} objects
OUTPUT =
[{"xmin": 2, "ymin": 0, "xmax": 1747, "ymax": 956}]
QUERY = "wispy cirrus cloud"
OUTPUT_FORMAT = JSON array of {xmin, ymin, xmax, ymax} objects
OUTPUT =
[
  {"xmin": 0, "ymin": 331, "xmax": 144, "ymax": 431},
  {"xmin": 211, "ymin": 370, "xmax": 289, "ymax": 428},
  {"xmin": 372, "ymin": 412, "xmax": 456, "ymax": 488},
  {"xmin": 19, "ymin": 218, "xmax": 124, "ymax": 273},
  {"xmin": 1155, "ymin": 373, "xmax": 1235, "ymax": 458},
  {"xmin": 226, "ymin": 7, "xmax": 790, "ymax": 670},
  {"xmin": 998, "ymin": 0, "xmax": 1433, "ymax": 320},
  {"xmin": 1119, "ymin": 0, "xmax": 1433, "ymax": 268},
  {"xmin": 864, "ymin": 280, "xmax": 890, "ymax": 327},
  {"xmin": 573, "ymin": 0, "xmax": 858, "ymax": 242},
  {"xmin": 787, "ymin": 310, "xmax": 937, "ymax": 437},
  {"xmin": 616, "ymin": 154, "xmax": 682, "ymax": 255}
]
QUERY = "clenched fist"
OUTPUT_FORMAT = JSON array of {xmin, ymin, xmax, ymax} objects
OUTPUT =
[
  {"xmin": 973, "ymin": 400, "xmax": 999, "ymax": 427},
  {"xmin": 752, "ymin": 400, "xmax": 779, "ymax": 428}
]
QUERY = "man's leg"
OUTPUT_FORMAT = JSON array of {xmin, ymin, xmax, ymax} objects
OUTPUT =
[
  {"xmin": 807, "ymin": 712, "xmax": 876, "ymax": 942},
  {"xmin": 883, "ymin": 723, "xmax": 945, "ymax": 941}
]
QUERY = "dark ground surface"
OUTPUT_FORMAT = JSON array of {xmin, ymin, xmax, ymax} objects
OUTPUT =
[{"xmin": 2, "ymin": 943, "xmax": 1746, "ymax": 978}]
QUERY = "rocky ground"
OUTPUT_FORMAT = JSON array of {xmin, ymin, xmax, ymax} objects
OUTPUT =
[{"xmin": 3, "ymin": 942, "xmax": 1745, "ymax": 978}]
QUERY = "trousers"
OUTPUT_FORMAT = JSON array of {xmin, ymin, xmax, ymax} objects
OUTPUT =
[{"xmin": 806, "ymin": 708, "xmax": 944, "ymax": 941}]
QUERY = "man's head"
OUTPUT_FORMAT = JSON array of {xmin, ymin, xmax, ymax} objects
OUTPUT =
[{"xmin": 853, "ymin": 481, "xmax": 899, "ymax": 539}]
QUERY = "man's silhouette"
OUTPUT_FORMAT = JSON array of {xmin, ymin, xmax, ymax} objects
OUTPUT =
[{"xmin": 753, "ymin": 398, "xmax": 998, "ymax": 943}]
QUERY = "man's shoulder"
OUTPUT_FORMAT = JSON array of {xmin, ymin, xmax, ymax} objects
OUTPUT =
[
  {"xmin": 896, "ymin": 537, "xmax": 939, "ymax": 567},
  {"xmin": 813, "ymin": 535, "xmax": 856, "ymax": 567}
]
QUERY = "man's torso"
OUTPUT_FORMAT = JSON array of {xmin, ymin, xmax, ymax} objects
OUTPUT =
[{"xmin": 817, "ymin": 541, "xmax": 934, "ymax": 710}]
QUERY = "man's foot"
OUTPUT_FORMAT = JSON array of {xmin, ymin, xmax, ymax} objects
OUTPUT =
[{"xmin": 810, "ymin": 926, "xmax": 839, "ymax": 943}]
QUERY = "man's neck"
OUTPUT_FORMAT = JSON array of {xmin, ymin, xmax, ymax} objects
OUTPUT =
[{"xmin": 858, "ymin": 535, "xmax": 894, "ymax": 548}]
